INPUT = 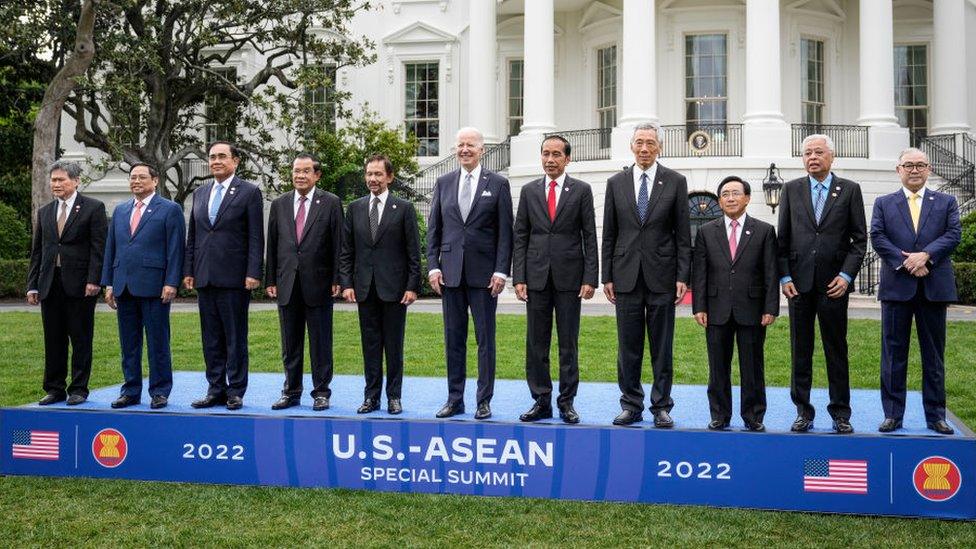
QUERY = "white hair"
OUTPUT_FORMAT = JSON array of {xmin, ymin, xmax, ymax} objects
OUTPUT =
[
  {"xmin": 455, "ymin": 127, "xmax": 484, "ymax": 147},
  {"xmin": 801, "ymin": 133, "xmax": 835, "ymax": 153},
  {"xmin": 631, "ymin": 122, "xmax": 661, "ymax": 143},
  {"xmin": 898, "ymin": 146, "xmax": 929, "ymax": 163}
]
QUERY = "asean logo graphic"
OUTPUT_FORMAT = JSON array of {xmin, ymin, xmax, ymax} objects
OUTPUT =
[
  {"xmin": 92, "ymin": 428, "xmax": 128, "ymax": 468},
  {"xmin": 913, "ymin": 456, "xmax": 962, "ymax": 502}
]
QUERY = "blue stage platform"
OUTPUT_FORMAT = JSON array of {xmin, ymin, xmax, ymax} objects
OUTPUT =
[{"xmin": 2, "ymin": 372, "xmax": 973, "ymax": 519}]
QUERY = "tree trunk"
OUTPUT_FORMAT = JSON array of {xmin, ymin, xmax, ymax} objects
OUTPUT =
[{"xmin": 30, "ymin": 0, "xmax": 96, "ymax": 227}]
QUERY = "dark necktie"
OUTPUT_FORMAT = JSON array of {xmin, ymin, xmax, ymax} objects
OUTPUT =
[
  {"xmin": 295, "ymin": 195, "xmax": 307, "ymax": 242},
  {"xmin": 370, "ymin": 196, "xmax": 380, "ymax": 240},
  {"xmin": 547, "ymin": 181, "xmax": 557, "ymax": 221},
  {"xmin": 637, "ymin": 172, "xmax": 649, "ymax": 223}
]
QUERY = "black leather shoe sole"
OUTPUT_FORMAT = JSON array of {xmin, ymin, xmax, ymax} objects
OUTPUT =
[
  {"xmin": 612, "ymin": 411, "xmax": 643, "ymax": 426},
  {"xmin": 191, "ymin": 395, "xmax": 226, "ymax": 409},
  {"xmin": 519, "ymin": 408, "xmax": 553, "ymax": 422}
]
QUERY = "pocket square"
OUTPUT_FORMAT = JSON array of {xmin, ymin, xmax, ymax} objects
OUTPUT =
[{"xmin": 481, "ymin": 190, "xmax": 492, "ymax": 197}]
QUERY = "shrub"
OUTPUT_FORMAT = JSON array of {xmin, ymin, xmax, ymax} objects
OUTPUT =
[
  {"xmin": 0, "ymin": 201, "xmax": 30, "ymax": 259},
  {"xmin": 955, "ymin": 262, "xmax": 976, "ymax": 305},
  {"xmin": 0, "ymin": 258, "xmax": 29, "ymax": 297},
  {"xmin": 954, "ymin": 210, "xmax": 976, "ymax": 263}
]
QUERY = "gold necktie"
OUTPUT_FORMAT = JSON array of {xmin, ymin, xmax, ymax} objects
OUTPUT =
[
  {"xmin": 909, "ymin": 192, "xmax": 920, "ymax": 232},
  {"xmin": 57, "ymin": 201, "xmax": 68, "ymax": 236}
]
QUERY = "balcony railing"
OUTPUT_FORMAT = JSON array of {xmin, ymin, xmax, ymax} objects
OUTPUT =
[
  {"xmin": 544, "ymin": 128, "xmax": 612, "ymax": 161},
  {"xmin": 659, "ymin": 124, "xmax": 743, "ymax": 158},
  {"xmin": 791, "ymin": 124, "xmax": 868, "ymax": 158},
  {"xmin": 408, "ymin": 138, "xmax": 511, "ymax": 217}
]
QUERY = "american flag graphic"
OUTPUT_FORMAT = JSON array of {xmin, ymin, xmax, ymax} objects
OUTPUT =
[
  {"xmin": 11, "ymin": 429, "xmax": 60, "ymax": 460},
  {"xmin": 803, "ymin": 459, "xmax": 868, "ymax": 494}
]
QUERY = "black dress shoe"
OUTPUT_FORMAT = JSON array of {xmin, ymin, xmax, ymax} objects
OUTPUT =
[
  {"xmin": 435, "ymin": 401, "xmax": 464, "ymax": 418},
  {"xmin": 191, "ymin": 394, "xmax": 226, "ymax": 409},
  {"xmin": 66, "ymin": 394, "xmax": 86, "ymax": 406},
  {"xmin": 271, "ymin": 395, "xmax": 300, "ymax": 410},
  {"xmin": 707, "ymin": 419, "xmax": 730, "ymax": 431},
  {"xmin": 927, "ymin": 420, "xmax": 954, "ymax": 435},
  {"xmin": 474, "ymin": 401, "xmax": 492, "ymax": 420},
  {"xmin": 519, "ymin": 401, "xmax": 553, "ymax": 422},
  {"xmin": 558, "ymin": 405, "xmax": 580, "ymax": 424},
  {"xmin": 388, "ymin": 398, "xmax": 402, "ymax": 415},
  {"xmin": 225, "ymin": 396, "xmax": 243, "ymax": 410},
  {"xmin": 744, "ymin": 420, "xmax": 766, "ymax": 432},
  {"xmin": 38, "ymin": 394, "xmax": 65, "ymax": 406},
  {"xmin": 833, "ymin": 418, "xmax": 854, "ymax": 434},
  {"xmin": 791, "ymin": 416, "xmax": 813, "ymax": 432},
  {"xmin": 612, "ymin": 409, "xmax": 643, "ymax": 426},
  {"xmin": 312, "ymin": 397, "xmax": 330, "ymax": 411},
  {"xmin": 150, "ymin": 395, "xmax": 168, "ymax": 409},
  {"xmin": 357, "ymin": 399, "xmax": 380, "ymax": 414},
  {"xmin": 878, "ymin": 418, "xmax": 902, "ymax": 433},
  {"xmin": 652, "ymin": 410, "xmax": 674, "ymax": 429},
  {"xmin": 111, "ymin": 395, "xmax": 139, "ymax": 409}
]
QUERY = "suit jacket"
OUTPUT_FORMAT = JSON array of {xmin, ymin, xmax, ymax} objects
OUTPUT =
[
  {"xmin": 692, "ymin": 216, "xmax": 780, "ymax": 325},
  {"xmin": 512, "ymin": 175, "xmax": 598, "ymax": 291},
  {"xmin": 601, "ymin": 164, "xmax": 692, "ymax": 293},
  {"xmin": 265, "ymin": 188, "xmax": 343, "ymax": 307},
  {"xmin": 776, "ymin": 173, "xmax": 867, "ymax": 294},
  {"xmin": 184, "ymin": 175, "xmax": 264, "ymax": 288},
  {"xmin": 27, "ymin": 193, "xmax": 107, "ymax": 300},
  {"xmin": 101, "ymin": 195, "xmax": 185, "ymax": 297},
  {"xmin": 870, "ymin": 188, "xmax": 961, "ymax": 302},
  {"xmin": 338, "ymin": 193, "xmax": 421, "ymax": 302},
  {"xmin": 426, "ymin": 167, "xmax": 514, "ymax": 288}
]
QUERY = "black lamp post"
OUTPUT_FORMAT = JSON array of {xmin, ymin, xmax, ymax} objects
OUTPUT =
[{"xmin": 762, "ymin": 162, "xmax": 783, "ymax": 213}]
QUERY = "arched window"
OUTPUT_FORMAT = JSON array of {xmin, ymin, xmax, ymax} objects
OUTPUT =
[{"xmin": 688, "ymin": 191, "xmax": 722, "ymax": 244}]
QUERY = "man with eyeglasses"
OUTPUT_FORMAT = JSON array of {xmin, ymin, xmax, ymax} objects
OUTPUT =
[
  {"xmin": 870, "ymin": 147, "xmax": 961, "ymax": 435},
  {"xmin": 184, "ymin": 141, "xmax": 265, "ymax": 411},
  {"xmin": 777, "ymin": 134, "xmax": 867, "ymax": 434}
]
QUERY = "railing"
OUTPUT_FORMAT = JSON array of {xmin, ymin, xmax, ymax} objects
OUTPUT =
[
  {"xmin": 544, "ymin": 128, "xmax": 612, "ymax": 161},
  {"xmin": 658, "ymin": 124, "xmax": 743, "ymax": 157},
  {"xmin": 963, "ymin": 134, "xmax": 976, "ymax": 168},
  {"xmin": 407, "ymin": 138, "xmax": 511, "ymax": 217},
  {"xmin": 791, "ymin": 124, "xmax": 869, "ymax": 158}
]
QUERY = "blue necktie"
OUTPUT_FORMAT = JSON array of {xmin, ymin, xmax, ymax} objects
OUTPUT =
[
  {"xmin": 209, "ymin": 183, "xmax": 224, "ymax": 225},
  {"xmin": 637, "ymin": 172, "xmax": 649, "ymax": 223},
  {"xmin": 813, "ymin": 183, "xmax": 826, "ymax": 224}
]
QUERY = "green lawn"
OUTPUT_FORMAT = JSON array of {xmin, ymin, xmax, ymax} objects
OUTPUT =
[{"xmin": 1, "ymin": 310, "xmax": 974, "ymax": 546}]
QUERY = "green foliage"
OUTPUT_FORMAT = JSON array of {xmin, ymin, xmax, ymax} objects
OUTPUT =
[
  {"xmin": 953, "ymin": 210, "xmax": 976, "ymax": 262},
  {"xmin": 955, "ymin": 262, "xmax": 976, "ymax": 305},
  {"xmin": 0, "ymin": 169, "xmax": 32, "ymax": 226},
  {"xmin": 0, "ymin": 203, "xmax": 30, "ymax": 260},
  {"xmin": 301, "ymin": 109, "xmax": 420, "ymax": 202},
  {"xmin": 0, "ymin": 258, "xmax": 28, "ymax": 295}
]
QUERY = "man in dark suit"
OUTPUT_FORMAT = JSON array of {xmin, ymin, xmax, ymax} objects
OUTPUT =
[
  {"xmin": 512, "ymin": 135, "xmax": 597, "ymax": 424},
  {"xmin": 427, "ymin": 127, "xmax": 514, "ymax": 420},
  {"xmin": 339, "ymin": 154, "xmax": 421, "ymax": 415},
  {"xmin": 692, "ymin": 176, "xmax": 779, "ymax": 432},
  {"xmin": 102, "ymin": 163, "xmax": 185, "ymax": 410},
  {"xmin": 602, "ymin": 123, "xmax": 691, "ymax": 427},
  {"xmin": 26, "ymin": 160, "xmax": 107, "ymax": 406},
  {"xmin": 265, "ymin": 153, "xmax": 343, "ymax": 412},
  {"xmin": 870, "ymin": 147, "xmax": 961, "ymax": 435},
  {"xmin": 778, "ymin": 134, "xmax": 867, "ymax": 434},
  {"xmin": 184, "ymin": 141, "xmax": 264, "ymax": 411}
]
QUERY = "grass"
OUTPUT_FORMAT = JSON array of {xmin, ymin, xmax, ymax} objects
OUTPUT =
[{"xmin": 1, "ymin": 310, "xmax": 974, "ymax": 546}]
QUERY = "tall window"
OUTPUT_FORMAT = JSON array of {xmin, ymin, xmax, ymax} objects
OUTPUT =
[
  {"xmin": 685, "ymin": 34, "xmax": 727, "ymax": 130},
  {"xmin": 801, "ymin": 38, "xmax": 825, "ymax": 124},
  {"xmin": 894, "ymin": 45, "xmax": 928, "ymax": 142},
  {"xmin": 597, "ymin": 45, "xmax": 617, "ymax": 148},
  {"xmin": 304, "ymin": 64, "xmax": 338, "ymax": 135},
  {"xmin": 204, "ymin": 67, "xmax": 239, "ymax": 145},
  {"xmin": 508, "ymin": 59, "xmax": 524, "ymax": 137},
  {"xmin": 404, "ymin": 61, "xmax": 439, "ymax": 157}
]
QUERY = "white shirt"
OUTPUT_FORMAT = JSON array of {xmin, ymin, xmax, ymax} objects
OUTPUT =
[
  {"xmin": 130, "ymin": 192, "xmax": 156, "ymax": 226},
  {"xmin": 208, "ymin": 175, "xmax": 234, "ymax": 213},
  {"xmin": 724, "ymin": 213, "xmax": 747, "ymax": 241},
  {"xmin": 544, "ymin": 172, "xmax": 567, "ymax": 208},
  {"xmin": 902, "ymin": 185, "xmax": 927, "ymax": 201},
  {"xmin": 458, "ymin": 164, "xmax": 482, "ymax": 212},
  {"xmin": 632, "ymin": 162, "xmax": 659, "ymax": 199},
  {"xmin": 54, "ymin": 192, "xmax": 78, "ymax": 225},
  {"xmin": 367, "ymin": 189, "xmax": 390, "ymax": 224},
  {"xmin": 293, "ymin": 190, "xmax": 315, "ymax": 228}
]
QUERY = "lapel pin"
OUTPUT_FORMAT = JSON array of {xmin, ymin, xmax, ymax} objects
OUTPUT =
[
  {"xmin": 929, "ymin": 196, "xmax": 934, "ymax": 200},
  {"xmin": 392, "ymin": 204, "xmax": 397, "ymax": 209},
  {"xmin": 657, "ymin": 181, "xmax": 663, "ymax": 185},
  {"xmin": 315, "ymin": 199, "xmax": 321, "ymax": 204},
  {"xmin": 74, "ymin": 205, "xmax": 81, "ymax": 211},
  {"xmin": 835, "ymin": 186, "xmax": 840, "ymax": 191},
  {"xmin": 745, "ymin": 230, "xmax": 751, "ymax": 235},
  {"xmin": 147, "ymin": 209, "xmax": 152, "ymax": 213},
  {"xmin": 832, "ymin": 193, "xmax": 838, "ymax": 197}
]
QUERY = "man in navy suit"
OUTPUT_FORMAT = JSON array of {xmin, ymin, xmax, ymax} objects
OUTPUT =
[
  {"xmin": 427, "ymin": 127, "xmax": 514, "ymax": 420},
  {"xmin": 184, "ymin": 141, "xmax": 265, "ymax": 410},
  {"xmin": 870, "ymin": 147, "xmax": 961, "ymax": 435},
  {"xmin": 102, "ymin": 163, "xmax": 185, "ymax": 409}
]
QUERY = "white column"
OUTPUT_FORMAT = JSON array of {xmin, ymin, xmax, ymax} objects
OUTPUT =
[
  {"xmin": 519, "ymin": 0, "xmax": 555, "ymax": 134},
  {"xmin": 930, "ymin": 0, "xmax": 970, "ymax": 135},
  {"xmin": 857, "ymin": 0, "xmax": 908, "ymax": 160},
  {"xmin": 611, "ymin": 0, "xmax": 656, "ymax": 159},
  {"xmin": 741, "ymin": 0, "xmax": 789, "ymax": 157},
  {"xmin": 467, "ymin": 0, "xmax": 499, "ymax": 142}
]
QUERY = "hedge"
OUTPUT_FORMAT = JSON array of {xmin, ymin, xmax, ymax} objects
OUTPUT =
[
  {"xmin": 956, "ymin": 262, "xmax": 976, "ymax": 305},
  {"xmin": 0, "ymin": 259, "xmax": 29, "ymax": 298}
]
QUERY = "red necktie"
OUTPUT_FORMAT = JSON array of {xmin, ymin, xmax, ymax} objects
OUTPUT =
[
  {"xmin": 130, "ymin": 201, "xmax": 143, "ymax": 236},
  {"xmin": 729, "ymin": 219, "xmax": 739, "ymax": 260},
  {"xmin": 547, "ymin": 181, "xmax": 557, "ymax": 221},
  {"xmin": 295, "ymin": 195, "xmax": 307, "ymax": 242}
]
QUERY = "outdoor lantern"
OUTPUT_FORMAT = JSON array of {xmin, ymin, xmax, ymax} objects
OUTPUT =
[{"xmin": 762, "ymin": 162, "xmax": 784, "ymax": 213}]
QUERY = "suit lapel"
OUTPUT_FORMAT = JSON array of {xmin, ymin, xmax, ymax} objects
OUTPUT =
[
  {"xmin": 817, "ymin": 175, "xmax": 842, "ymax": 226},
  {"xmin": 552, "ymin": 176, "xmax": 575, "ymax": 224},
  {"xmin": 130, "ymin": 195, "xmax": 162, "ymax": 240},
  {"xmin": 373, "ymin": 194, "xmax": 398, "ymax": 244},
  {"xmin": 916, "ymin": 190, "xmax": 935, "ymax": 238},
  {"xmin": 894, "ymin": 192, "xmax": 916, "ymax": 237},
  {"xmin": 642, "ymin": 165, "xmax": 667, "ymax": 227},
  {"xmin": 731, "ymin": 216, "xmax": 755, "ymax": 265},
  {"xmin": 465, "ymin": 169, "xmax": 491, "ymax": 224},
  {"xmin": 298, "ymin": 190, "xmax": 322, "ymax": 245},
  {"xmin": 43, "ymin": 202, "xmax": 59, "ymax": 241},
  {"xmin": 446, "ymin": 169, "xmax": 464, "ymax": 221},
  {"xmin": 619, "ymin": 167, "xmax": 640, "ymax": 225},
  {"xmin": 534, "ymin": 178, "xmax": 552, "ymax": 228},
  {"xmin": 199, "ymin": 182, "xmax": 215, "ymax": 227},
  {"xmin": 799, "ymin": 179, "xmax": 818, "ymax": 227},
  {"xmin": 711, "ymin": 219, "xmax": 733, "ymax": 264},
  {"xmin": 282, "ymin": 191, "xmax": 299, "ymax": 244},
  {"xmin": 60, "ymin": 194, "xmax": 84, "ymax": 237}
]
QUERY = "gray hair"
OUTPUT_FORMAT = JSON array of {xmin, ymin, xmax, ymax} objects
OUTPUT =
[
  {"xmin": 631, "ymin": 122, "xmax": 661, "ymax": 143},
  {"xmin": 48, "ymin": 160, "xmax": 83, "ymax": 181},
  {"xmin": 898, "ymin": 146, "xmax": 929, "ymax": 163},
  {"xmin": 455, "ymin": 126, "xmax": 485, "ymax": 147},
  {"xmin": 801, "ymin": 134, "xmax": 835, "ymax": 154}
]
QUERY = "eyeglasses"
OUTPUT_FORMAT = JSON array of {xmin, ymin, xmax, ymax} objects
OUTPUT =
[
  {"xmin": 720, "ymin": 191, "xmax": 745, "ymax": 198},
  {"xmin": 899, "ymin": 162, "xmax": 929, "ymax": 172}
]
